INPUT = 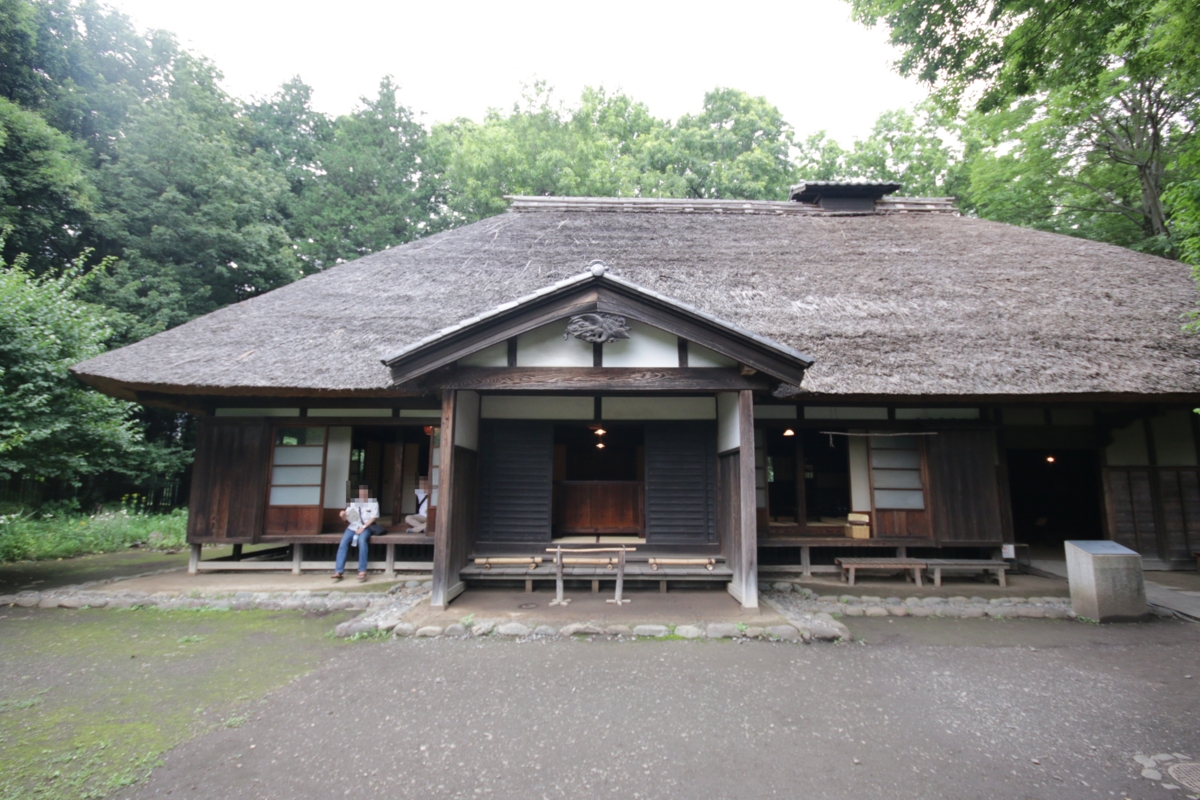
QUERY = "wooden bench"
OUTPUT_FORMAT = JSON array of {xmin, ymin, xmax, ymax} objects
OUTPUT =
[
  {"xmin": 924, "ymin": 559, "xmax": 1009, "ymax": 588},
  {"xmin": 836, "ymin": 557, "xmax": 927, "ymax": 587}
]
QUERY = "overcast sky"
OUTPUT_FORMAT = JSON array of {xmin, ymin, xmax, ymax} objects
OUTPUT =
[{"xmin": 104, "ymin": 0, "xmax": 929, "ymax": 143}]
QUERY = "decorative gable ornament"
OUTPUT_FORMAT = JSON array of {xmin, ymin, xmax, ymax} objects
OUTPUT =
[{"xmin": 564, "ymin": 313, "xmax": 630, "ymax": 344}]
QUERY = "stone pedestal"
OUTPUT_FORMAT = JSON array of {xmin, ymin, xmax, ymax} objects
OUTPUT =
[{"xmin": 1065, "ymin": 540, "xmax": 1148, "ymax": 622}]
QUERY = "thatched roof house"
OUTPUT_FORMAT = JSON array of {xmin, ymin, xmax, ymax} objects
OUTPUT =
[{"xmin": 72, "ymin": 187, "xmax": 1200, "ymax": 606}]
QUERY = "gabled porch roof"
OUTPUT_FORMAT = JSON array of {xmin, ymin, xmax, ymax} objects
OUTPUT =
[{"xmin": 381, "ymin": 265, "xmax": 816, "ymax": 388}]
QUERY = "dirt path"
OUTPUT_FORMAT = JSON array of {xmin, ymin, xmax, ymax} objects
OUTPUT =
[
  {"xmin": 0, "ymin": 550, "xmax": 193, "ymax": 594},
  {"xmin": 110, "ymin": 615, "xmax": 1200, "ymax": 800},
  {"xmin": 0, "ymin": 606, "xmax": 355, "ymax": 799}
]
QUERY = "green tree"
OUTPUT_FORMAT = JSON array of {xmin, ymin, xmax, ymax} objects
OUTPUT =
[
  {"xmin": 843, "ymin": 106, "xmax": 960, "ymax": 196},
  {"xmin": 0, "ymin": 96, "xmax": 94, "ymax": 272},
  {"xmin": 431, "ymin": 83, "xmax": 669, "ymax": 224},
  {"xmin": 246, "ymin": 76, "xmax": 333, "ymax": 201},
  {"xmin": 90, "ymin": 56, "xmax": 300, "ymax": 340},
  {"xmin": 291, "ymin": 77, "xmax": 445, "ymax": 269},
  {"xmin": 0, "ymin": 239, "xmax": 149, "ymax": 484},
  {"xmin": 848, "ymin": 0, "xmax": 1200, "ymax": 258},
  {"xmin": 655, "ymin": 88, "xmax": 796, "ymax": 199}
]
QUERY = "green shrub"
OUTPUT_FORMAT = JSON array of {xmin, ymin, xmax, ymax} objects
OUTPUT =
[{"xmin": 0, "ymin": 506, "xmax": 187, "ymax": 562}]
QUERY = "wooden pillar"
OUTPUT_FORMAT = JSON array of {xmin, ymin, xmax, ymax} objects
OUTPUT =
[
  {"xmin": 728, "ymin": 389, "xmax": 759, "ymax": 609},
  {"xmin": 430, "ymin": 390, "xmax": 464, "ymax": 609}
]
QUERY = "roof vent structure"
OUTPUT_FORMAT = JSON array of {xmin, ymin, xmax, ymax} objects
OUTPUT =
[{"xmin": 789, "ymin": 180, "xmax": 902, "ymax": 212}]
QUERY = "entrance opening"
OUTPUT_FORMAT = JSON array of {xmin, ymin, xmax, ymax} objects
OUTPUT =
[
  {"xmin": 765, "ymin": 428, "xmax": 800, "ymax": 523},
  {"xmin": 345, "ymin": 425, "xmax": 431, "ymax": 528},
  {"xmin": 803, "ymin": 429, "xmax": 850, "ymax": 523},
  {"xmin": 1006, "ymin": 449, "xmax": 1102, "ymax": 551},
  {"xmin": 552, "ymin": 423, "xmax": 644, "ymax": 540}
]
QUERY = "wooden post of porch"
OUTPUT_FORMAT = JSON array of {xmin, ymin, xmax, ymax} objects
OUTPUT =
[
  {"xmin": 430, "ymin": 389, "xmax": 464, "ymax": 609},
  {"xmin": 728, "ymin": 389, "xmax": 759, "ymax": 609}
]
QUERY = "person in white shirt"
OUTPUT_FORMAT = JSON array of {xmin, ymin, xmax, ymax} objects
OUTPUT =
[
  {"xmin": 405, "ymin": 478, "xmax": 431, "ymax": 533},
  {"xmin": 334, "ymin": 485, "xmax": 380, "ymax": 582}
]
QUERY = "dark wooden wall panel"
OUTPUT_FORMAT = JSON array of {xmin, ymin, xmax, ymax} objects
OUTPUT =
[
  {"xmin": 872, "ymin": 509, "xmax": 932, "ymax": 538},
  {"xmin": 448, "ymin": 446, "xmax": 479, "ymax": 576},
  {"xmin": 1103, "ymin": 468, "xmax": 1157, "ymax": 555},
  {"xmin": 264, "ymin": 507, "xmax": 321, "ymax": 536},
  {"xmin": 186, "ymin": 418, "xmax": 271, "ymax": 542},
  {"xmin": 718, "ymin": 452, "xmax": 739, "ymax": 561},
  {"xmin": 644, "ymin": 421, "xmax": 717, "ymax": 544},
  {"xmin": 1157, "ymin": 469, "xmax": 1200, "ymax": 561},
  {"xmin": 477, "ymin": 421, "xmax": 553, "ymax": 543},
  {"xmin": 926, "ymin": 429, "xmax": 1004, "ymax": 543}
]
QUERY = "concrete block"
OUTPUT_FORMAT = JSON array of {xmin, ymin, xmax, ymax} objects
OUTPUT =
[{"xmin": 1065, "ymin": 540, "xmax": 1148, "ymax": 622}]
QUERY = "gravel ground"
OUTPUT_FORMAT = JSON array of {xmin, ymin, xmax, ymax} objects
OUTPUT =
[{"xmin": 115, "ymin": 616, "xmax": 1200, "ymax": 800}]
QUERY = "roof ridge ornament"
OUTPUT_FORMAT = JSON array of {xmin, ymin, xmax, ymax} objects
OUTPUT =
[{"xmin": 589, "ymin": 260, "xmax": 608, "ymax": 277}]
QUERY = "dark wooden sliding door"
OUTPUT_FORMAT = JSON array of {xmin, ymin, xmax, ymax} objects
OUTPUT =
[
  {"xmin": 644, "ymin": 421, "xmax": 717, "ymax": 544},
  {"xmin": 477, "ymin": 420, "xmax": 554, "ymax": 543}
]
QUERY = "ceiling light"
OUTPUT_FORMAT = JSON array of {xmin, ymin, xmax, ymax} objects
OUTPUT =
[
  {"xmin": 594, "ymin": 428, "xmax": 606, "ymax": 436},
  {"xmin": 1046, "ymin": 455, "xmax": 1056, "ymax": 463},
  {"xmin": 596, "ymin": 442, "xmax": 605, "ymax": 449},
  {"xmin": 783, "ymin": 429, "xmax": 795, "ymax": 437}
]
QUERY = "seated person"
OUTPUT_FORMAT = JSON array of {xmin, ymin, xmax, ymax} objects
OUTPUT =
[
  {"xmin": 334, "ymin": 485, "xmax": 382, "ymax": 582},
  {"xmin": 405, "ymin": 479, "xmax": 431, "ymax": 533}
]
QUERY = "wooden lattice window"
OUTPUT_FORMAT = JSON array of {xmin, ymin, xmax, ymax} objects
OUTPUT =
[
  {"xmin": 869, "ymin": 435, "xmax": 926, "ymax": 510},
  {"xmin": 268, "ymin": 427, "xmax": 326, "ymax": 507}
]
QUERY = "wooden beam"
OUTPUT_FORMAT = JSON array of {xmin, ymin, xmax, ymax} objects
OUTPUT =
[
  {"xmin": 728, "ymin": 389, "xmax": 759, "ymax": 609},
  {"xmin": 430, "ymin": 389, "xmax": 457, "ymax": 609},
  {"xmin": 419, "ymin": 367, "xmax": 769, "ymax": 393}
]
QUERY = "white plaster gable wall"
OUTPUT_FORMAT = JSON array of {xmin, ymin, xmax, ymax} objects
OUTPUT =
[
  {"xmin": 460, "ymin": 341, "xmax": 507, "ymax": 367},
  {"xmin": 515, "ymin": 321, "xmax": 593, "ymax": 366},
  {"xmin": 602, "ymin": 320, "xmax": 678, "ymax": 367},
  {"xmin": 689, "ymin": 342, "xmax": 738, "ymax": 367}
]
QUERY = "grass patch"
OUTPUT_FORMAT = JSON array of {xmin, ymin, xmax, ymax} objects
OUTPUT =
[
  {"xmin": 0, "ymin": 507, "xmax": 188, "ymax": 563},
  {"xmin": 0, "ymin": 607, "xmax": 351, "ymax": 799}
]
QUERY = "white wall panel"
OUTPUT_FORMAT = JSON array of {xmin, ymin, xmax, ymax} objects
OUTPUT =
[
  {"xmin": 1106, "ymin": 422, "xmax": 1150, "ymax": 466},
  {"xmin": 602, "ymin": 320, "xmax": 678, "ymax": 367},
  {"xmin": 455, "ymin": 390, "xmax": 480, "ymax": 451},
  {"xmin": 215, "ymin": 408, "xmax": 299, "ymax": 417},
  {"xmin": 894, "ymin": 408, "xmax": 980, "ymax": 420},
  {"xmin": 848, "ymin": 436, "xmax": 871, "ymax": 512},
  {"xmin": 460, "ymin": 341, "xmax": 508, "ymax": 367},
  {"xmin": 516, "ymin": 321, "xmax": 593, "ymax": 366},
  {"xmin": 717, "ymin": 392, "xmax": 740, "ymax": 452},
  {"xmin": 323, "ymin": 427, "xmax": 352, "ymax": 508},
  {"xmin": 1151, "ymin": 410, "xmax": 1197, "ymax": 466},
  {"xmin": 603, "ymin": 397, "xmax": 716, "ymax": 420},
  {"xmin": 481, "ymin": 396, "xmax": 594, "ymax": 420},
  {"xmin": 307, "ymin": 408, "xmax": 392, "ymax": 417},
  {"xmin": 803, "ymin": 407, "xmax": 888, "ymax": 420},
  {"xmin": 753, "ymin": 405, "xmax": 797, "ymax": 419},
  {"xmin": 688, "ymin": 342, "xmax": 737, "ymax": 367}
]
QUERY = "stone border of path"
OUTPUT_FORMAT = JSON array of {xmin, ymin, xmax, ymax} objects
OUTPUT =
[
  {"xmin": 763, "ymin": 584, "xmax": 1082, "ymax": 619},
  {"xmin": 354, "ymin": 616, "xmax": 853, "ymax": 643},
  {"xmin": 0, "ymin": 579, "xmax": 432, "ymax": 613}
]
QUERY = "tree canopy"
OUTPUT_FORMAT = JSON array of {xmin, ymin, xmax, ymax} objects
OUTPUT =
[{"xmin": 1, "ymin": 0, "xmax": 1198, "ymax": 508}]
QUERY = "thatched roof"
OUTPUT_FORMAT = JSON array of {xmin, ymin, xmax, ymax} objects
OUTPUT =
[{"xmin": 72, "ymin": 197, "xmax": 1200, "ymax": 399}]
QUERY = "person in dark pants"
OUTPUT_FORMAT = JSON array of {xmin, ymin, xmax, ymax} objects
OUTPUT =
[{"xmin": 334, "ymin": 485, "xmax": 380, "ymax": 582}]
